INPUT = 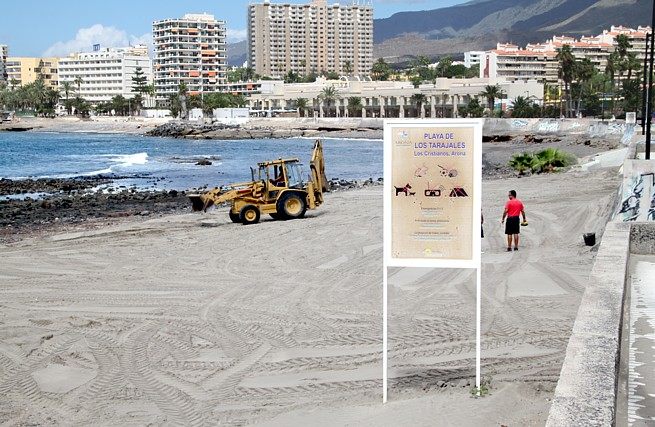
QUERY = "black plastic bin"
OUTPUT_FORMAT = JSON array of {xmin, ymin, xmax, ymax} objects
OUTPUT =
[{"xmin": 583, "ymin": 232, "xmax": 596, "ymax": 246}]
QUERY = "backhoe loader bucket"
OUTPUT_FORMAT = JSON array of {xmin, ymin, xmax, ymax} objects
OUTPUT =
[{"xmin": 189, "ymin": 194, "xmax": 209, "ymax": 212}]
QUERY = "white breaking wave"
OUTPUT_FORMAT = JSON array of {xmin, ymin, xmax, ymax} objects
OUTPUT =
[
  {"xmin": 3, "ymin": 152, "xmax": 150, "ymax": 180},
  {"xmin": 98, "ymin": 152, "xmax": 149, "ymax": 167}
]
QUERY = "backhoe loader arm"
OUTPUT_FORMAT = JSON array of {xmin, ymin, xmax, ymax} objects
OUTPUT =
[
  {"xmin": 310, "ymin": 140, "xmax": 329, "ymax": 191},
  {"xmin": 189, "ymin": 181, "xmax": 264, "ymax": 212},
  {"xmin": 307, "ymin": 139, "xmax": 329, "ymax": 208}
]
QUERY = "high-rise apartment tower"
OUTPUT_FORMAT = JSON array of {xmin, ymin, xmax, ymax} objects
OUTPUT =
[
  {"xmin": 153, "ymin": 13, "xmax": 227, "ymax": 103},
  {"xmin": 0, "ymin": 45, "xmax": 8, "ymax": 83},
  {"xmin": 248, "ymin": 0, "xmax": 373, "ymax": 77}
]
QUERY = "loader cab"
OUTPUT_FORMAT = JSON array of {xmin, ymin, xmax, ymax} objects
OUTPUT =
[{"xmin": 257, "ymin": 159, "xmax": 305, "ymax": 200}]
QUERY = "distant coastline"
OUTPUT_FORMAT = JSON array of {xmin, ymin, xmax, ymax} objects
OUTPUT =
[{"xmin": 0, "ymin": 116, "xmax": 385, "ymax": 140}]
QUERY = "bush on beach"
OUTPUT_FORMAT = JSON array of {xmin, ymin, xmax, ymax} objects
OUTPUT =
[{"xmin": 508, "ymin": 148, "xmax": 576, "ymax": 175}]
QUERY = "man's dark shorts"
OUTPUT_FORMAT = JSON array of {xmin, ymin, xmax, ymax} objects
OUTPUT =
[{"xmin": 505, "ymin": 216, "xmax": 520, "ymax": 235}]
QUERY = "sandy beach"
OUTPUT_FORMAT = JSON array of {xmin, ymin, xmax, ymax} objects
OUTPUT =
[{"xmin": 0, "ymin": 163, "xmax": 620, "ymax": 425}]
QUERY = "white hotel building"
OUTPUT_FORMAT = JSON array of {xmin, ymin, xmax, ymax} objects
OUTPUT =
[
  {"xmin": 58, "ymin": 45, "xmax": 152, "ymax": 104},
  {"xmin": 481, "ymin": 25, "xmax": 652, "ymax": 85}
]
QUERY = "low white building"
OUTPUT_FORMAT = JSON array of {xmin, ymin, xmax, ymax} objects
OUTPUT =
[
  {"xmin": 247, "ymin": 77, "xmax": 543, "ymax": 118},
  {"xmin": 58, "ymin": 45, "xmax": 152, "ymax": 104}
]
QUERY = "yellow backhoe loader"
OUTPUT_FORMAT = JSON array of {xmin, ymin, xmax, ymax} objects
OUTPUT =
[{"xmin": 188, "ymin": 140, "xmax": 329, "ymax": 224}]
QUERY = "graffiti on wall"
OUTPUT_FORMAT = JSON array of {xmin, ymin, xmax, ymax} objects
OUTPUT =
[
  {"xmin": 619, "ymin": 175, "xmax": 643, "ymax": 222},
  {"xmin": 511, "ymin": 119, "xmax": 528, "ymax": 128},
  {"xmin": 621, "ymin": 124, "xmax": 635, "ymax": 145},
  {"xmin": 607, "ymin": 123, "xmax": 626, "ymax": 134},
  {"xmin": 619, "ymin": 173, "xmax": 655, "ymax": 222},
  {"xmin": 538, "ymin": 121, "xmax": 559, "ymax": 132}
]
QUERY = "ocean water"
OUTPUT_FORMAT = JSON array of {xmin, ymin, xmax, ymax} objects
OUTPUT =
[{"xmin": 0, "ymin": 132, "xmax": 383, "ymax": 191}]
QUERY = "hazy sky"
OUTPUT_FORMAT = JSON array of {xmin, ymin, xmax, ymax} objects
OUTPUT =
[{"xmin": 0, "ymin": 0, "xmax": 469, "ymax": 57}]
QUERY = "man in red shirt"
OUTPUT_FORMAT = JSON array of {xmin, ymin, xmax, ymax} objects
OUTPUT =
[{"xmin": 501, "ymin": 190, "xmax": 527, "ymax": 251}]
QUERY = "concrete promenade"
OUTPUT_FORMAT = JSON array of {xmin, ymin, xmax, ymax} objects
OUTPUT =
[
  {"xmin": 547, "ymin": 127, "xmax": 655, "ymax": 425},
  {"xmin": 627, "ymin": 255, "xmax": 655, "ymax": 425}
]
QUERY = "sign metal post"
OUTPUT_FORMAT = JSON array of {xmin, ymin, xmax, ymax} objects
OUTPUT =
[{"xmin": 383, "ymin": 119, "xmax": 483, "ymax": 401}]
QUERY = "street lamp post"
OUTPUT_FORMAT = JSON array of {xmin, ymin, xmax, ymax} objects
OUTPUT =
[
  {"xmin": 646, "ymin": 6, "xmax": 655, "ymax": 159},
  {"xmin": 642, "ymin": 32, "xmax": 650, "ymax": 135}
]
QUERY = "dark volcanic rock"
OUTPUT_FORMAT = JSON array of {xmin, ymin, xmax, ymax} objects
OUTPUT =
[
  {"xmin": 0, "ymin": 177, "xmax": 112, "ymax": 196},
  {"xmin": 0, "ymin": 188, "xmax": 191, "ymax": 242},
  {"xmin": 146, "ymin": 121, "xmax": 240, "ymax": 138}
]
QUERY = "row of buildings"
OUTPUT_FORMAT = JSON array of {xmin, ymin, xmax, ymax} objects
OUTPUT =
[
  {"xmin": 0, "ymin": 0, "xmax": 650, "ymax": 112},
  {"xmin": 480, "ymin": 25, "xmax": 651, "ymax": 84},
  {"xmin": 0, "ymin": 0, "xmax": 375, "ymax": 107},
  {"xmin": 152, "ymin": 0, "xmax": 373, "ymax": 104},
  {"xmin": 0, "ymin": 45, "xmax": 152, "ymax": 105}
]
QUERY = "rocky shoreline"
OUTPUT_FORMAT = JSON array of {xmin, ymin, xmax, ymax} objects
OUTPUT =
[
  {"xmin": 146, "ymin": 121, "xmax": 383, "ymax": 140},
  {"xmin": 0, "ymin": 176, "xmax": 381, "ymax": 243}
]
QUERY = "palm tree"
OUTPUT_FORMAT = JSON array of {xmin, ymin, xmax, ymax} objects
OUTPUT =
[
  {"xmin": 480, "ymin": 84, "xmax": 503, "ymax": 115},
  {"xmin": 295, "ymin": 97, "xmax": 308, "ymax": 117},
  {"xmin": 510, "ymin": 96, "xmax": 535, "ymax": 118},
  {"xmin": 508, "ymin": 152, "xmax": 536, "ymax": 175},
  {"xmin": 556, "ymin": 45, "xmax": 576, "ymax": 117},
  {"xmin": 462, "ymin": 98, "xmax": 484, "ymax": 118},
  {"xmin": 42, "ymin": 87, "xmax": 59, "ymax": 117},
  {"xmin": 111, "ymin": 95, "xmax": 128, "ymax": 116},
  {"xmin": 347, "ymin": 97, "xmax": 363, "ymax": 117},
  {"xmin": 60, "ymin": 81, "xmax": 74, "ymax": 114},
  {"xmin": 73, "ymin": 76, "xmax": 84, "ymax": 97},
  {"xmin": 132, "ymin": 94, "xmax": 143, "ymax": 115},
  {"xmin": 319, "ymin": 85, "xmax": 339, "ymax": 117},
  {"xmin": 144, "ymin": 84, "xmax": 156, "ymax": 97},
  {"xmin": 616, "ymin": 35, "xmax": 631, "ymax": 61},
  {"xmin": 574, "ymin": 58, "xmax": 595, "ymax": 116},
  {"xmin": 230, "ymin": 94, "xmax": 247, "ymax": 108},
  {"xmin": 606, "ymin": 52, "xmax": 618, "ymax": 115},
  {"xmin": 410, "ymin": 93, "xmax": 427, "ymax": 117},
  {"xmin": 178, "ymin": 82, "xmax": 188, "ymax": 119},
  {"xmin": 533, "ymin": 148, "xmax": 575, "ymax": 173},
  {"xmin": 343, "ymin": 60, "xmax": 353, "ymax": 76},
  {"xmin": 28, "ymin": 79, "xmax": 46, "ymax": 108},
  {"xmin": 244, "ymin": 67, "xmax": 255, "ymax": 81},
  {"xmin": 625, "ymin": 53, "xmax": 641, "ymax": 81},
  {"xmin": 168, "ymin": 94, "xmax": 181, "ymax": 118},
  {"xmin": 371, "ymin": 58, "xmax": 391, "ymax": 81},
  {"xmin": 615, "ymin": 34, "xmax": 632, "ymax": 114}
]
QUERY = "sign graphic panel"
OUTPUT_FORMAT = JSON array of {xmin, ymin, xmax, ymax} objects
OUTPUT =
[{"xmin": 389, "ymin": 124, "xmax": 477, "ymax": 262}]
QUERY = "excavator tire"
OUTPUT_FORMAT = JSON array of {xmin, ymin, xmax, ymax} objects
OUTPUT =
[
  {"xmin": 240, "ymin": 205, "xmax": 260, "ymax": 225},
  {"xmin": 229, "ymin": 211, "xmax": 240, "ymax": 223},
  {"xmin": 269, "ymin": 213, "xmax": 282, "ymax": 220},
  {"xmin": 277, "ymin": 192, "xmax": 306, "ymax": 219}
]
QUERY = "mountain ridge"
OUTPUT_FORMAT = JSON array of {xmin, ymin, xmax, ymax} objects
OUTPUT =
[
  {"xmin": 227, "ymin": 0, "xmax": 652, "ymax": 66},
  {"xmin": 372, "ymin": 0, "xmax": 652, "ymax": 62}
]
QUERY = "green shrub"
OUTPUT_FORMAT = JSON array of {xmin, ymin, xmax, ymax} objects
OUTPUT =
[
  {"xmin": 508, "ymin": 148, "xmax": 576, "ymax": 174},
  {"xmin": 508, "ymin": 152, "xmax": 536, "ymax": 175},
  {"xmin": 533, "ymin": 148, "xmax": 576, "ymax": 172}
]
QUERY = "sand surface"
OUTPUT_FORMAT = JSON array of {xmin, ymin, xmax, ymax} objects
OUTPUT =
[{"xmin": 0, "ymin": 168, "xmax": 620, "ymax": 425}]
